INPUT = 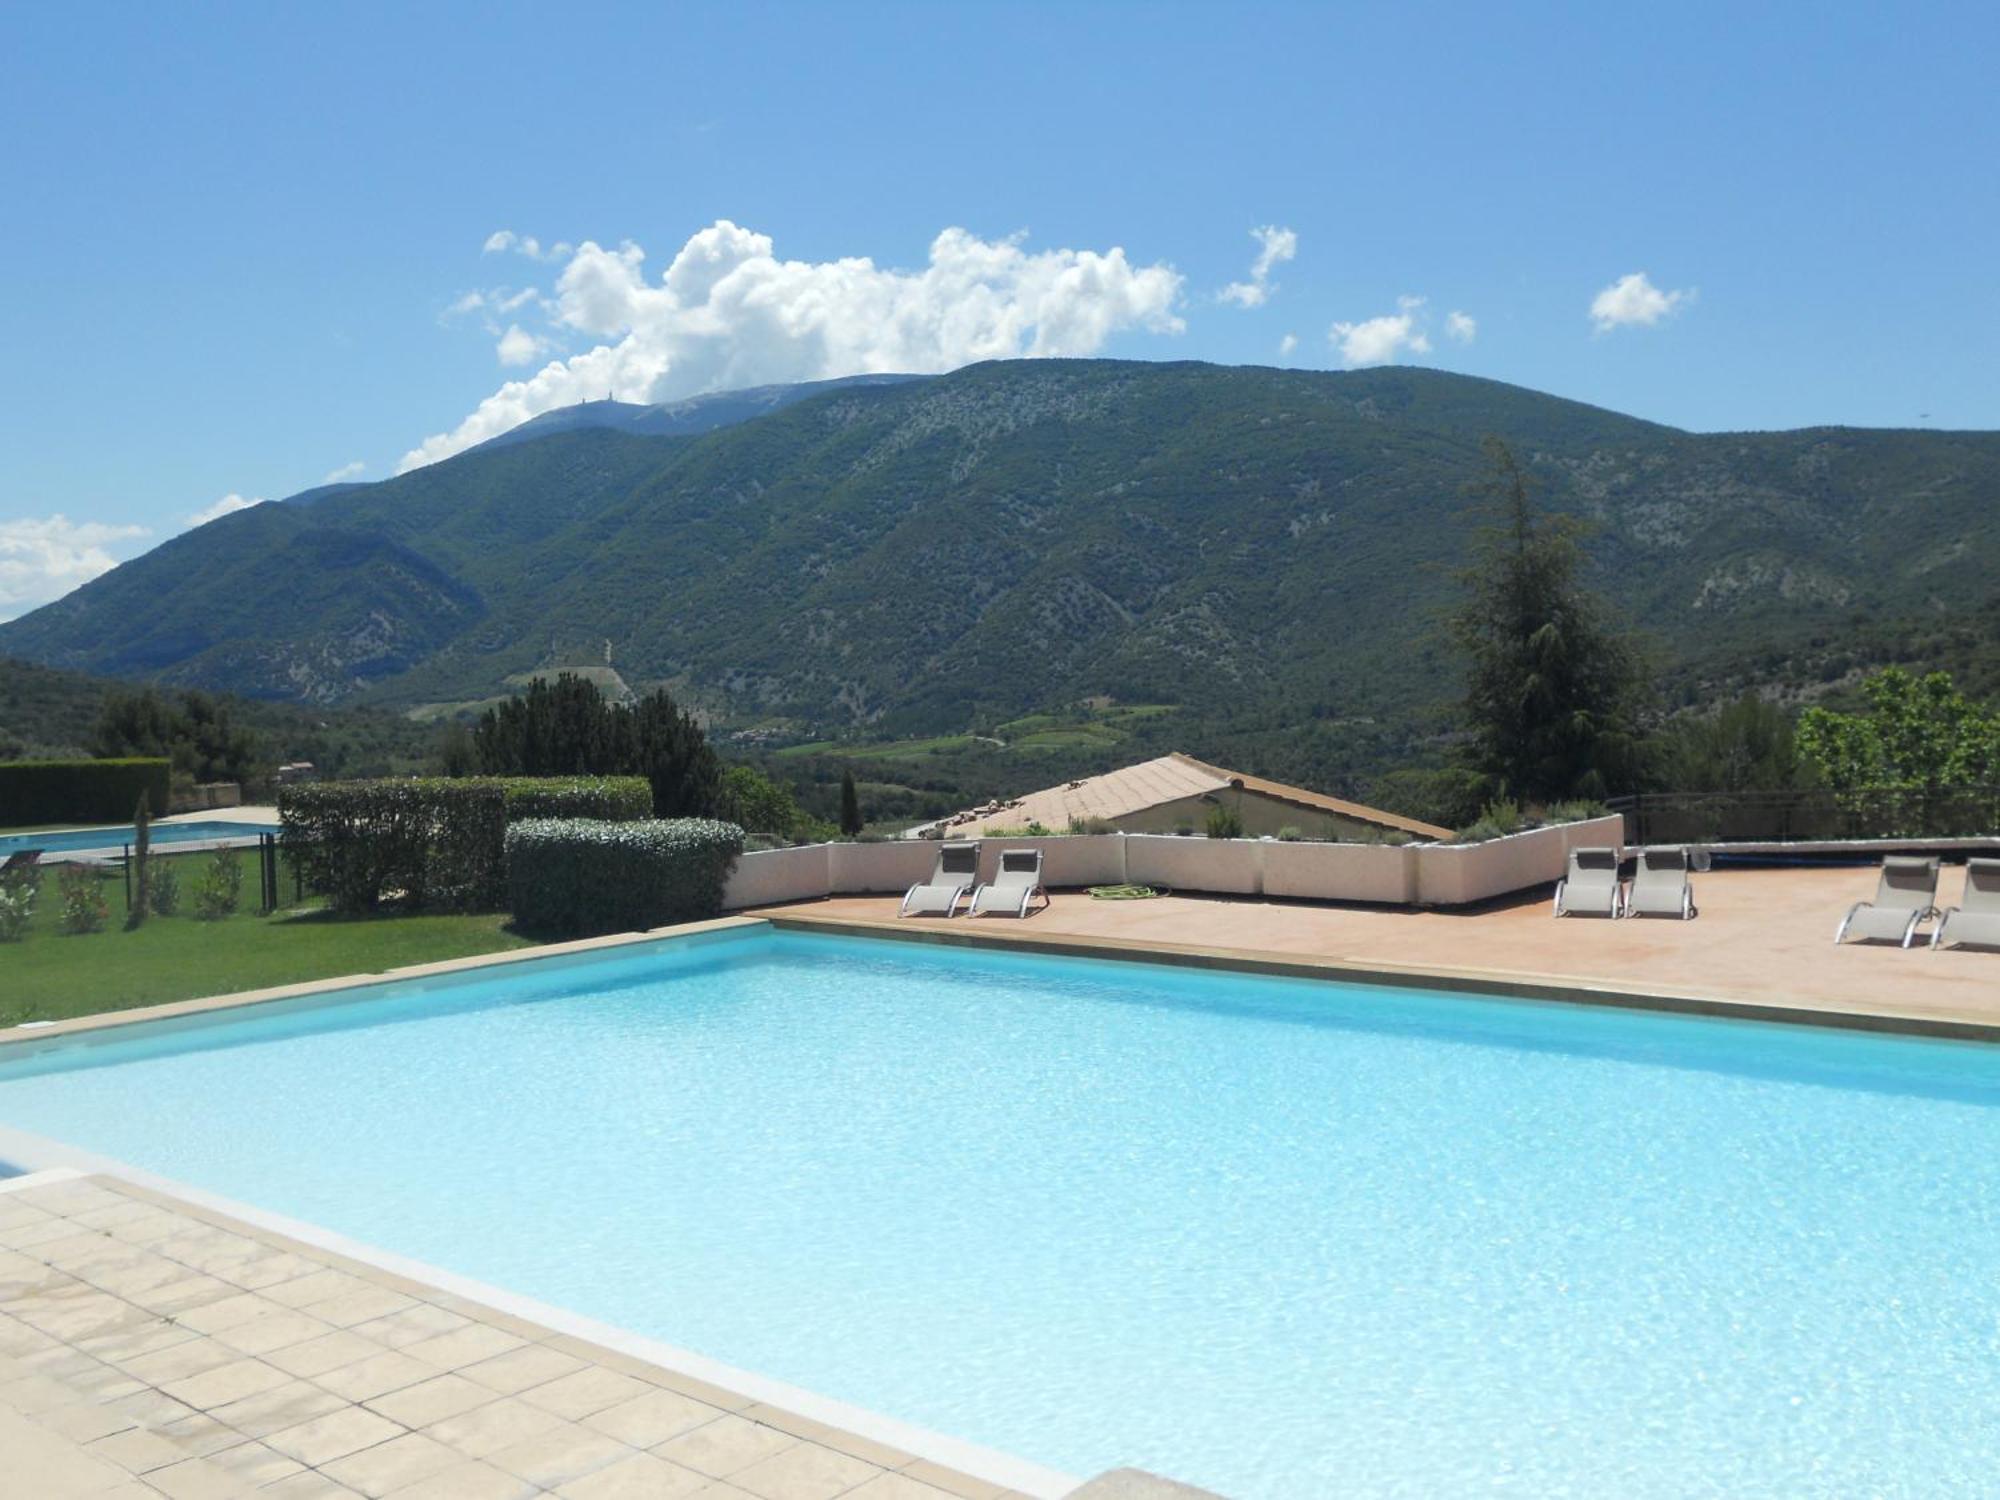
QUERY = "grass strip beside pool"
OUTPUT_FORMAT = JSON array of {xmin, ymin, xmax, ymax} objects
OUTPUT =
[{"xmin": 0, "ymin": 851, "xmax": 534, "ymax": 1025}]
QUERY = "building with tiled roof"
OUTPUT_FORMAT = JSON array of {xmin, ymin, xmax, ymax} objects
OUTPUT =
[{"xmin": 912, "ymin": 752, "xmax": 1450, "ymax": 842}]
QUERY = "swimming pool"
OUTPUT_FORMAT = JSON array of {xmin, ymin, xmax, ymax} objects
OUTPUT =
[
  {"xmin": 1, "ymin": 925, "xmax": 1995, "ymax": 1497},
  {"xmin": 0, "ymin": 818, "xmax": 277, "ymax": 857}
]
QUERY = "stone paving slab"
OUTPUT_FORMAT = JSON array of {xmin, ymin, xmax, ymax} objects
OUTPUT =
[{"xmin": 0, "ymin": 1173, "xmax": 1052, "ymax": 1500}]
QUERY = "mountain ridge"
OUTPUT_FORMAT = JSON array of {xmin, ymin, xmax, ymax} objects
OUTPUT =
[{"xmin": 4, "ymin": 360, "xmax": 1994, "ymax": 748}]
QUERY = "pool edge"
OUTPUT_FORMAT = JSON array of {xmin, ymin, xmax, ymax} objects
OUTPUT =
[
  {"xmin": 0, "ymin": 1123, "xmax": 1084, "ymax": 1499},
  {"xmin": 14, "ymin": 905, "xmax": 2000, "ymax": 1049},
  {"xmin": 762, "ymin": 910, "xmax": 2000, "ymax": 1044}
]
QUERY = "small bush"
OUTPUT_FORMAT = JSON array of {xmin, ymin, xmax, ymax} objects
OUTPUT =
[
  {"xmin": 1276, "ymin": 825, "xmax": 1305, "ymax": 842},
  {"xmin": 193, "ymin": 849, "xmax": 243, "ymax": 920},
  {"xmin": 0, "ymin": 869, "xmax": 38, "ymax": 940},
  {"xmin": 58, "ymin": 864, "xmax": 109, "ymax": 933},
  {"xmin": 1544, "ymin": 798, "xmax": 1611, "ymax": 824},
  {"xmin": 1067, "ymin": 815, "xmax": 1118, "ymax": 835},
  {"xmin": 506, "ymin": 818, "xmax": 745, "ymax": 937},
  {"xmin": 1454, "ymin": 801, "xmax": 1527, "ymax": 844},
  {"xmin": 148, "ymin": 860, "xmax": 181, "ymax": 917},
  {"xmin": 1204, "ymin": 804, "xmax": 1246, "ymax": 839}
]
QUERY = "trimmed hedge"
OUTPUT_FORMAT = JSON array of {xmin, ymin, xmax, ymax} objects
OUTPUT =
[
  {"xmin": 278, "ymin": 775, "xmax": 655, "ymax": 915},
  {"xmin": 501, "ymin": 776, "xmax": 651, "ymax": 821},
  {"xmin": 0, "ymin": 758, "xmax": 172, "ymax": 826},
  {"xmin": 507, "ymin": 818, "xmax": 744, "ymax": 937}
]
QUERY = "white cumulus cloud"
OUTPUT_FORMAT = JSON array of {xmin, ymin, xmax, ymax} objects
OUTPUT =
[
  {"xmin": 1589, "ymin": 271, "xmax": 1693, "ymax": 332},
  {"xmin": 1329, "ymin": 295, "xmax": 1433, "ymax": 366},
  {"xmin": 496, "ymin": 324, "xmax": 551, "ymax": 367},
  {"xmin": 322, "ymin": 460, "xmax": 366, "ymax": 483},
  {"xmin": 0, "ymin": 515, "xmax": 151, "ymax": 621},
  {"xmin": 1278, "ymin": 333, "xmax": 1298, "ymax": 357},
  {"xmin": 186, "ymin": 493, "xmax": 265, "ymax": 528},
  {"xmin": 482, "ymin": 230, "xmax": 573, "ymax": 263},
  {"xmin": 400, "ymin": 221, "xmax": 1186, "ymax": 472},
  {"xmin": 1446, "ymin": 310, "xmax": 1477, "ymax": 343},
  {"xmin": 1219, "ymin": 225, "xmax": 1298, "ymax": 308}
]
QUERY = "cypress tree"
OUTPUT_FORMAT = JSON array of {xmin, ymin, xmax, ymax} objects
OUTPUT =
[
  {"xmin": 838, "ymin": 769, "xmax": 863, "ymax": 836},
  {"xmin": 1448, "ymin": 437, "xmax": 1647, "ymax": 803},
  {"xmin": 126, "ymin": 790, "xmax": 151, "ymax": 931}
]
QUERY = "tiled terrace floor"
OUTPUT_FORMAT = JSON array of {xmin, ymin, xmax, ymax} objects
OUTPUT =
[
  {"xmin": 0, "ymin": 1173, "xmax": 1034, "ymax": 1500},
  {"xmin": 760, "ymin": 861, "xmax": 2000, "ymax": 1031}
]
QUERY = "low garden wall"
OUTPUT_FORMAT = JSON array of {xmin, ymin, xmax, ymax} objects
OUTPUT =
[{"xmin": 719, "ymin": 815, "xmax": 1626, "ymax": 911}]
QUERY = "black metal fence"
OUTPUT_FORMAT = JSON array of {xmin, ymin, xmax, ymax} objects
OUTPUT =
[{"xmin": 1606, "ymin": 787, "xmax": 2000, "ymax": 847}]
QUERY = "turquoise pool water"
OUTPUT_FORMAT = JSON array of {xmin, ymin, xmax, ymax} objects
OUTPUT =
[
  {"xmin": 0, "ymin": 819, "xmax": 275, "ymax": 857},
  {"xmin": 1, "ymin": 927, "xmax": 1996, "ymax": 1497}
]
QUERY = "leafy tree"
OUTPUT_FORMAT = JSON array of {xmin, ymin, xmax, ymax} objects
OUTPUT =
[
  {"xmin": 1797, "ymin": 668, "xmax": 2000, "ymax": 792},
  {"xmin": 1661, "ymin": 695, "xmax": 1802, "ymax": 791},
  {"xmin": 718, "ymin": 765, "xmax": 819, "ymax": 837},
  {"xmin": 838, "ymin": 768, "xmax": 863, "ymax": 836},
  {"xmin": 92, "ymin": 687, "xmax": 259, "ymax": 783},
  {"xmin": 1447, "ymin": 438, "xmax": 1647, "ymax": 802},
  {"xmin": 1366, "ymin": 767, "xmax": 1497, "ymax": 829},
  {"xmin": 91, "ymin": 687, "xmax": 177, "ymax": 761}
]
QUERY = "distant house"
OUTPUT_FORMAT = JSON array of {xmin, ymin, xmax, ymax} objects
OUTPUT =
[{"xmin": 911, "ymin": 752, "xmax": 1451, "ymax": 842}]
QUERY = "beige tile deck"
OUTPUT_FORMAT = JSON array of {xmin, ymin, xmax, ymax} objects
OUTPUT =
[
  {"xmin": 0, "ymin": 1174, "xmax": 1045, "ymax": 1500},
  {"xmin": 756, "ymin": 862, "xmax": 2000, "ymax": 1035}
]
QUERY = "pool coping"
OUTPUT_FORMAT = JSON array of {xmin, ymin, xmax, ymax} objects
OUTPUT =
[
  {"xmin": 760, "ymin": 910, "xmax": 2000, "ymax": 1044},
  {"xmin": 0, "ymin": 1141, "xmax": 1080, "ymax": 1499},
  {"xmin": 0, "ymin": 1163, "xmax": 1077, "ymax": 1499},
  {"xmin": 13, "ymin": 906, "xmax": 2000, "ymax": 1051}
]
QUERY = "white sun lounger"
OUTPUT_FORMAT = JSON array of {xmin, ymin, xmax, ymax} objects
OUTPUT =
[
  {"xmin": 1835, "ymin": 855, "xmax": 1939, "ymax": 948},
  {"xmin": 969, "ymin": 848, "xmax": 1048, "ymax": 918},
  {"xmin": 901, "ymin": 840, "xmax": 981, "ymax": 918},
  {"xmin": 1933, "ymin": 858, "xmax": 2000, "ymax": 951},
  {"xmin": 1625, "ymin": 846, "xmax": 1697, "ymax": 919},
  {"xmin": 1554, "ymin": 846, "xmax": 1622, "ymax": 917}
]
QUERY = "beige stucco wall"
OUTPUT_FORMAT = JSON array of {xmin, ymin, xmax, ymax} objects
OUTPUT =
[
  {"xmin": 720, "ymin": 818, "xmax": 1622, "ymax": 911},
  {"xmin": 1414, "ymin": 815, "xmax": 1623, "ymax": 906}
]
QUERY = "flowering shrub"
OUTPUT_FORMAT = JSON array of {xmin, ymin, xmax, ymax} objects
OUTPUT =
[
  {"xmin": 193, "ymin": 849, "xmax": 243, "ymax": 921},
  {"xmin": 57, "ymin": 864, "xmax": 109, "ymax": 933},
  {"xmin": 149, "ymin": 860, "xmax": 181, "ymax": 917},
  {"xmin": 0, "ymin": 869, "xmax": 37, "ymax": 940}
]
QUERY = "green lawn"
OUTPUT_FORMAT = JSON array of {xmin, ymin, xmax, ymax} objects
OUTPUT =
[{"xmin": 0, "ymin": 851, "xmax": 536, "ymax": 1025}]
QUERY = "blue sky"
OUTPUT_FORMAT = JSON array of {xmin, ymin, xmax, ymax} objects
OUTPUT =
[{"xmin": 1, "ymin": 1, "xmax": 1994, "ymax": 617}]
